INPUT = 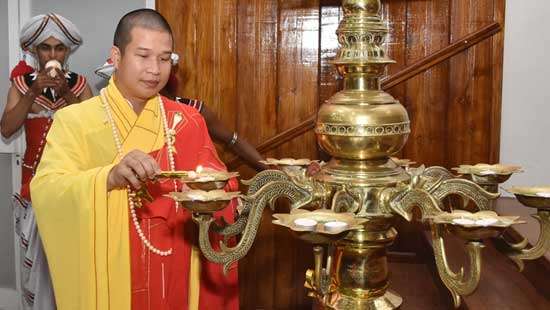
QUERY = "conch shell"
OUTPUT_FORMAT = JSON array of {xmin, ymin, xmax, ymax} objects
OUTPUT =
[{"xmin": 45, "ymin": 60, "xmax": 62, "ymax": 78}]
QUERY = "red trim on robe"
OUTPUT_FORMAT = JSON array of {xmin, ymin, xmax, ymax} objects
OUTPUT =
[
  {"xmin": 13, "ymin": 72, "xmax": 88, "ymax": 110},
  {"xmin": 13, "ymin": 75, "xmax": 29, "ymax": 94},
  {"xmin": 10, "ymin": 60, "xmax": 34, "ymax": 80}
]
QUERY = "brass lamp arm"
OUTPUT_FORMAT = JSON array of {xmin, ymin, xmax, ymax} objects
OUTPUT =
[
  {"xmin": 210, "ymin": 169, "xmax": 296, "ymax": 237},
  {"xmin": 507, "ymin": 210, "xmax": 550, "ymax": 271},
  {"xmin": 210, "ymin": 207, "xmax": 250, "ymax": 237},
  {"xmin": 429, "ymin": 178, "xmax": 499, "ymax": 211},
  {"xmin": 421, "ymin": 166, "xmax": 455, "ymax": 192},
  {"xmin": 388, "ymin": 187, "xmax": 442, "ymax": 221},
  {"xmin": 387, "ymin": 169, "xmax": 497, "ymax": 221},
  {"xmin": 431, "ymin": 223, "xmax": 484, "ymax": 308},
  {"xmin": 195, "ymin": 179, "xmax": 312, "ymax": 274},
  {"xmin": 241, "ymin": 169, "xmax": 292, "ymax": 193}
]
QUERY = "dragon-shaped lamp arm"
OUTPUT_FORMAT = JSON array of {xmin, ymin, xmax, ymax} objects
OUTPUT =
[
  {"xmin": 194, "ymin": 178, "xmax": 314, "ymax": 274},
  {"xmin": 431, "ymin": 223, "xmax": 484, "ymax": 308}
]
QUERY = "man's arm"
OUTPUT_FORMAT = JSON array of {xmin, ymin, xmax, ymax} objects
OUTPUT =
[
  {"xmin": 79, "ymin": 84, "xmax": 93, "ymax": 101},
  {"xmin": 1, "ymin": 84, "xmax": 34, "ymax": 138},
  {"xmin": 58, "ymin": 83, "xmax": 93, "ymax": 105},
  {"xmin": 1, "ymin": 71, "xmax": 59, "ymax": 138}
]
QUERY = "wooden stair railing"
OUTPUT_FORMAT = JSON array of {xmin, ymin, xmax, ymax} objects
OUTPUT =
[
  {"xmin": 381, "ymin": 22, "xmax": 501, "ymax": 89},
  {"xmin": 227, "ymin": 22, "xmax": 502, "ymax": 170}
]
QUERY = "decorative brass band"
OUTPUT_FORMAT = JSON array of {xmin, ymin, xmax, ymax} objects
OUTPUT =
[
  {"xmin": 334, "ymin": 48, "xmax": 395, "ymax": 64},
  {"xmin": 315, "ymin": 121, "xmax": 410, "ymax": 137}
]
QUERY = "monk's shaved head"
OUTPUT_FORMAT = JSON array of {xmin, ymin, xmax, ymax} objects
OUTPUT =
[{"xmin": 113, "ymin": 9, "xmax": 173, "ymax": 54}]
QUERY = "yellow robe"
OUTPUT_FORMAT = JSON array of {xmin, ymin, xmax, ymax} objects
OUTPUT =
[{"xmin": 31, "ymin": 80, "xmax": 166, "ymax": 309}]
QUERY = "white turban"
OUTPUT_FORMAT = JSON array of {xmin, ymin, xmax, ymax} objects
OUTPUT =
[
  {"xmin": 20, "ymin": 13, "xmax": 82, "ymax": 53},
  {"xmin": 94, "ymin": 58, "xmax": 115, "ymax": 79}
]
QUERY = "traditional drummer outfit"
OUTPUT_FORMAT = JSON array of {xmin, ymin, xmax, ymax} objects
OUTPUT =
[{"xmin": 11, "ymin": 13, "xmax": 84, "ymax": 310}]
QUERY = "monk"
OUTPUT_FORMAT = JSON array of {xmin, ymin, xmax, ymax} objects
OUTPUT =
[
  {"xmin": 1, "ymin": 13, "xmax": 92, "ymax": 310},
  {"xmin": 31, "ymin": 9, "xmax": 238, "ymax": 310}
]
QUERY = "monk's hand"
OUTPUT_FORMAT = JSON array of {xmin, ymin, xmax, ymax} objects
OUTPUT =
[
  {"xmin": 29, "ymin": 70, "xmax": 57, "ymax": 96},
  {"xmin": 107, "ymin": 150, "xmax": 161, "ymax": 191}
]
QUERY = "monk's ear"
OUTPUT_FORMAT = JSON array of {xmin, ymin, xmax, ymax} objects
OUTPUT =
[{"xmin": 110, "ymin": 46, "xmax": 122, "ymax": 70}]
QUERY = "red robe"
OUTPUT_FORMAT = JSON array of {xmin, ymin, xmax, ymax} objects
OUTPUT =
[{"xmin": 129, "ymin": 99, "xmax": 239, "ymax": 310}]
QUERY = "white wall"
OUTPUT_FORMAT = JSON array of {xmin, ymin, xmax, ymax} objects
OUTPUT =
[
  {"xmin": 500, "ymin": 1, "xmax": 550, "ymax": 258},
  {"xmin": 501, "ymin": 1, "xmax": 550, "ymax": 188},
  {"xmin": 0, "ymin": 0, "xmax": 9, "ymax": 106},
  {"xmin": 0, "ymin": 0, "xmax": 17, "ymax": 291}
]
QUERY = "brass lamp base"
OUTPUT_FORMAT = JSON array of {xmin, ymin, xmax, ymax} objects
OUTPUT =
[
  {"xmin": 319, "ymin": 219, "xmax": 400, "ymax": 310},
  {"xmin": 327, "ymin": 290, "xmax": 403, "ymax": 310}
]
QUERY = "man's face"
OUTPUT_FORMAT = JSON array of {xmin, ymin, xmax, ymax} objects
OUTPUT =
[
  {"xmin": 112, "ymin": 27, "xmax": 173, "ymax": 102},
  {"xmin": 35, "ymin": 36, "xmax": 68, "ymax": 70}
]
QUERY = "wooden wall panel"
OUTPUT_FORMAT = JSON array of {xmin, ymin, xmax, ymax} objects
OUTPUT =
[
  {"xmin": 157, "ymin": 0, "xmax": 240, "ymax": 164},
  {"xmin": 382, "ymin": 0, "xmax": 408, "ymax": 117},
  {"xmin": 490, "ymin": 1, "xmax": 505, "ymax": 163},
  {"xmin": 403, "ymin": 0, "xmax": 450, "ymax": 167},
  {"xmin": 158, "ymin": 0, "xmax": 506, "ymax": 308},
  {"xmin": 319, "ymin": 5, "xmax": 341, "ymax": 107},
  {"xmin": 235, "ymin": 2, "xmax": 280, "ymax": 308},
  {"xmin": 277, "ymin": 0, "xmax": 319, "ymax": 158},
  {"xmin": 318, "ymin": 4, "xmax": 341, "ymax": 161},
  {"xmin": 447, "ymin": 0, "xmax": 500, "ymax": 167},
  {"xmin": 274, "ymin": 2, "xmax": 320, "ymax": 309}
]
